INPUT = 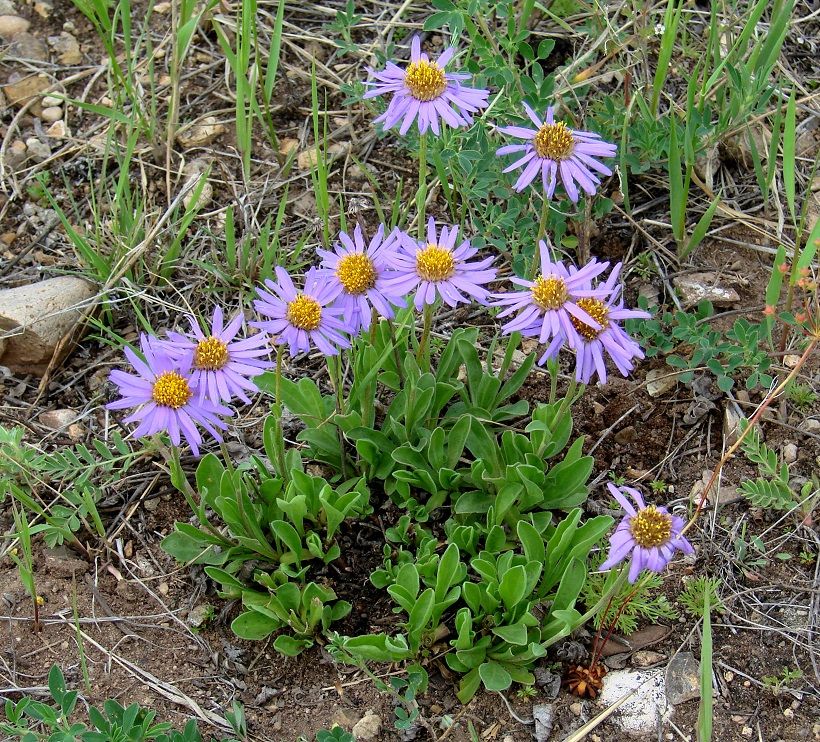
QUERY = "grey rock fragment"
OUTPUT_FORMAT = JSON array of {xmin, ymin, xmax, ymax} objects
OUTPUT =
[
  {"xmin": 665, "ymin": 651, "xmax": 701, "ymax": 704},
  {"xmin": 532, "ymin": 704, "xmax": 553, "ymax": 742}
]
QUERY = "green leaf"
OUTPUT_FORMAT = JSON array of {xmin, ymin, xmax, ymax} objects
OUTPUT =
[
  {"xmin": 478, "ymin": 661, "xmax": 513, "ymax": 691},
  {"xmin": 498, "ymin": 565, "xmax": 528, "ymax": 611},
  {"xmin": 231, "ymin": 610, "xmax": 281, "ymax": 640},
  {"xmin": 273, "ymin": 635, "xmax": 313, "ymax": 656}
]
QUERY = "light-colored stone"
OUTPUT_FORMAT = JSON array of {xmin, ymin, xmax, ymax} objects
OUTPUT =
[
  {"xmin": 783, "ymin": 443, "xmax": 798, "ymax": 464},
  {"xmin": 803, "ymin": 418, "xmax": 820, "ymax": 434},
  {"xmin": 3, "ymin": 71, "xmax": 51, "ymax": 108},
  {"xmin": 187, "ymin": 603, "xmax": 213, "ymax": 628},
  {"xmin": 0, "ymin": 276, "xmax": 96, "ymax": 374},
  {"xmin": 352, "ymin": 712, "xmax": 382, "ymax": 740},
  {"xmin": 665, "ymin": 651, "xmax": 701, "ymax": 704},
  {"xmin": 532, "ymin": 704, "xmax": 554, "ymax": 742},
  {"xmin": 5, "ymin": 139, "xmax": 27, "ymax": 169},
  {"xmin": 40, "ymin": 105, "xmax": 62, "ymax": 123},
  {"xmin": 34, "ymin": 0, "xmax": 51, "ymax": 18},
  {"xmin": 41, "ymin": 94, "xmax": 61, "ymax": 107},
  {"xmin": 632, "ymin": 650, "xmax": 665, "ymax": 668},
  {"xmin": 597, "ymin": 668, "xmax": 670, "ymax": 734},
  {"xmin": 646, "ymin": 368, "xmax": 679, "ymax": 397},
  {"xmin": 278, "ymin": 137, "xmax": 299, "ymax": 157},
  {"xmin": 673, "ymin": 272, "xmax": 741, "ymax": 307},
  {"xmin": 40, "ymin": 409, "xmax": 77, "ymax": 430},
  {"xmin": 8, "ymin": 31, "xmax": 49, "ymax": 61},
  {"xmin": 48, "ymin": 32, "xmax": 82, "ymax": 65},
  {"xmin": 182, "ymin": 174, "xmax": 212, "ymax": 211},
  {"xmin": 45, "ymin": 120, "xmax": 68, "ymax": 138},
  {"xmin": 297, "ymin": 141, "xmax": 349, "ymax": 170},
  {"xmin": 176, "ymin": 115, "xmax": 225, "ymax": 148},
  {"xmin": 154, "ymin": 1, "xmax": 171, "ymax": 12},
  {"xmin": 24, "ymin": 137, "xmax": 50, "ymax": 161},
  {"xmin": 0, "ymin": 13, "xmax": 28, "ymax": 36}
]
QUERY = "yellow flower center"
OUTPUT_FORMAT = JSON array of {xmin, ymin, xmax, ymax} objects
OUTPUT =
[
  {"xmin": 336, "ymin": 253, "xmax": 377, "ymax": 295},
  {"xmin": 286, "ymin": 295, "xmax": 322, "ymax": 331},
  {"xmin": 533, "ymin": 122, "xmax": 576, "ymax": 161},
  {"xmin": 404, "ymin": 60, "xmax": 447, "ymax": 102},
  {"xmin": 531, "ymin": 274, "xmax": 568, "ymax": 311},
  {"xmin": 152, "ymin": 371, "xmax": 193, "ymax": 409},
  {"xmin": 629, "ymin": 505, "xmax": 673, "ymax": 548},
  {"xmin": 570, "ymin": 297, "xmax": 610, "ymax": 341},
  {"xmin": 194, "ymin": 336, "xmax": 229, "ymax": 370},
  {"xmin": 416, "ymin": 243, "xmax": 456, "ymax": 282}
]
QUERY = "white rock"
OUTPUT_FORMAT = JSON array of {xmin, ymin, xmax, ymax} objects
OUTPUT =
[
  {"xmin": 352, "ymin": 712, "xmax": 382, "ymax": 740},
  {"xmin": 40, "ymin": 105, "xmax": 62, "ymax": 123},
  {"xmin": 46, "ymin": 120, "xmax": 68, "ymax": 138},
  {"xmin": 41, "ymin": 94, "xmax": 61, "ymax": 107},
  {"xmin": 803, "ymin": 418, "xmax": 820, "ymax": 434},
  {"xmin": 646, "ymin": 368, "xmax": 679, "ymax": 397},
  {"xmin": 40, "ymin": 409, "xmax": 77, "ymax": 430},
  {"xmin": 0, "ymin": 14, "xmax": 28, "ymax": 36},
  {"xmin": 597, "ymin": 668, "xmax": 670, "ymax": 735},
  {"xmin": 783, "ymin": 443, "xmax": 798, "ymax": 464},
  {"xmin": 0, "ymin": 276, "xmax": 96, "ymax": 373},
  {"xmin": 175, "ymin": 115, "xmax": 225, "ymax": 148},
  {"xmin": 673, "ymin": 272, "xmax": 741, "ymax": 307},
  {"xmin": 48, "ymin": 31, "xmax": 81, "ymax": 65},
  {"xmin": 783, "ymin": 354, "xmax": 801, "ymax": 368},
  {"xmin": 24, "ymin": 137, "xmax": 50, "ymax": 161}
]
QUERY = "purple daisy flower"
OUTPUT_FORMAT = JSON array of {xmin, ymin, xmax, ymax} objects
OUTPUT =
[
  {"xmin": 491, "ymin": 240, "xmax": 611, "ymax": 348},
  {"xmin": 496, "ymin": 103, "xmax": 617, "ymax": 202},
  {"xmin": 106, "ymin": 334, "xmax": 232, "ymax": 457},
  {"xmin": 158, "ymin": 306, "xmax": 275, "ymax": 405},
  {"xmin": 382, "ymin": 217, "xmax": 496, "ymax": 310},
  {"xmin": 252, "ymin": 267, "xmax": 353, "ymax": 356},
  {"xmin": 316, "ymin": 224, "xmax": 408, "ymax": 335},
  {"xmin": 600, "ymin": 483, "xmax": 694, "ymax": 583},
  {"xmin": 538, "ymin": 263, "xmax": 650, "ymax": 383},
  {"xmin": 363, "ymin": 36, "xmax": 490, "ymax": 136}
]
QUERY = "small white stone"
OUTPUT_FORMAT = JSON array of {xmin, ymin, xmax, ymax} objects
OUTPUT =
[
  {"xmin": 40, "ymin": 105, "xmax": 62, "ymax": 123},
  {"xmin": 784, "ymin": 354, "xmax": 801, "ymax": 368},
  {"xmin": 41, "ymin": 94, "xmax": 61, "ymax": 107},
  {"xmin": 46, "ymin": 120, "xmax": 68, "ymax": 138},
  {"xmin": 24, "ymin": 137, "xmax": 50, "ymax": 161},
  {"xmin": 352, "ymin": 712, "xmax": 382, "ymax": 740},
  {"xmin": 783, "ymin": 443, "xmax": 798, "ymax": 464},
  {"xmin": 0, "ymin": 14, "xmax": 29, "ymax": 36}
]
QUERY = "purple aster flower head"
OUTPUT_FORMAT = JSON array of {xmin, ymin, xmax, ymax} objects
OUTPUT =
[
  {"xmin": 252, "ymin": 267, "xmax": 353, "ymax": 356},
  {"xmin": 363, "ymin": 35, "xmax": 490, "ymax": 136},
  {"xmin": 382, "ymin": 217, "xmax": 496, "ymax": 310},
  {"xmin": 496, "ymin": 103, "xmax": 617, "ymax": 202},
  {"xmin": 538, "ymin": 263, "xmax": 651, "ymax": 384},
  {"xmin": 491, "ymin": 239, "xmax": 610, "ymax": 348},
  {"xmin": 158, "ymin": 306, "xmax": 275, "ymax": 405},
  {"xmin": 316, "ymin": 224, "xmax": 408, "ymax": 335},
  {"xmin": 600, "ymin": 483, "xmax": 694, "ymax": 583},
  {"xmin": 106, "ymin": 334, "xmax": 232, "ymax": 457}
]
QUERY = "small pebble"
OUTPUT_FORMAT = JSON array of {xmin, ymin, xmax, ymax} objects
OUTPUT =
[
  {"xmin": 0, "ymin": 14, "xmax": 29, "ymax": 36},
  {"xmin": 40, "ymin": 105, "xmax": 62, "ymax": 123},
  {"xmin": 783, "ymin": 708, "xmax": 794, "ymax": 720},
  {"xmin": 41, "ymin": 94, "xmax": 61, "ymax": 107},
  {"xmin": 783, "ymin": 443, "xmax": 798, "ymax": 464},
  {"xmin": 784, "ymin": 354, "xmax": 801, "ymax": 368},
  {"xmin": 569, "ymin": 702, "xmax": 582, "ymax": 716},
  {"xmin": 158, "ymin": 582, "xmax": 169, "ymax": 596}
]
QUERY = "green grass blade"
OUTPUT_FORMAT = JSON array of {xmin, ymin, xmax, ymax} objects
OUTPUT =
[
  {"xmin": 681, "ymin": 193, "xmax": 720, "ymax": 260},
  {"xmin": 696, "ymin": 592, "xmax": 713, "ymax": 742},
  {"xmin": 668, "ymin": 110, "xmax": 686, "ymax": 246},
  {"xmin": 783, "ymin": 89, "xmax": 796, "ymax": 223},
  {"xmin": 651, "ymin": 0, "xmax": 683, "ymax": 117}
]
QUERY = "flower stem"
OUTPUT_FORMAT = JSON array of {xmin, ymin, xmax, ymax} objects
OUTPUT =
[
  {"xmin": 415, "ymin": 302, "xmax": 435, "ymax": 370},
  {"xmin": 327, "ymin": 353, "xmax": 348, "ymax": 479},
  {"xmin": 273, "ymin": 345, "xmax": 288, "ymax": 483},
  {"xmin": 529, "ymin": 196, "xmax": 551, "ymax": 280},
  {"xmin": 417, "ymin": 133, "xmax": 428, "ymax": 240}
]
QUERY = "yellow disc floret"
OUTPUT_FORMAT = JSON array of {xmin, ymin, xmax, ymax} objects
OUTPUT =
[
  {"xmin": 194, "ymin": 337, "xmax": 229, "ymax": 370},
  {"xmin": 629, "ymin": 505, "xmax": 673, "ymax": 548},
  {"xmin": 533, "ymin": 122, "xmax": 576, "ymax": 161},
  {"xmin": 286, "ymin": 295, "xmax": 323, "ymax": 331},
  {"xmin": 404, "ymin": 60, "xmax": 447, "ymax": 102},
  {"xmin": 416, "ymin": 243, "xmax": 457, "ymax": 282},
  {"xmin": 531, "ymin": 274, "xmax": 568, "ymax": 311},
  {"xmin": 152, "ymin": 371, "xmax": 193, "ymax": 409},
  {"xmin": 570, "ymin": 297, "xmax": 610, "ymax": 341},
  {"xmin": 336, "ymin": 253, "xmax": 377, "ymax": 295}
]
